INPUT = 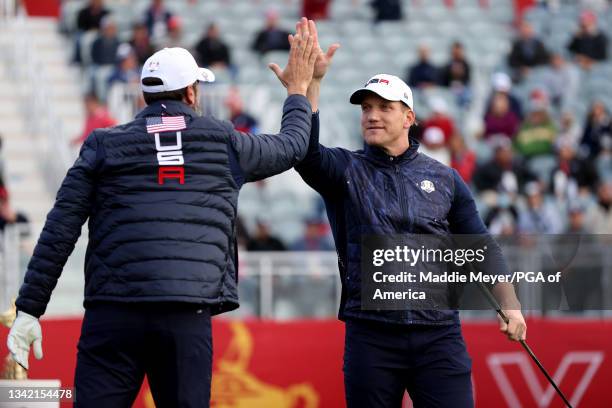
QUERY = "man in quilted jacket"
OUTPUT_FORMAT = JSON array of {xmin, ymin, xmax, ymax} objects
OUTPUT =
[
  {"xmin": 7, "ymin": 34, "xmax": 318, "ymax": 408},
  {"xmin": 271, "ymin": 18, "xmax": 526, "ymax": 408}
]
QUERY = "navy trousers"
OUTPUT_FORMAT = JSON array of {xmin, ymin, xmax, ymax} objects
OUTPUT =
[
  {"xmin": 344, "ymin": 319, "xmax": 473, "ymax": 408},
  {"xmin": 74, "ymin": 302, "xmax": 212, "ymax": 408}
]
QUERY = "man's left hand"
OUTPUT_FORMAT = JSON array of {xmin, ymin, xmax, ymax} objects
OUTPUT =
[
  {"xmin": 307, "ymin": 19, "xmax": 339, "ymax": 81},
  {"xmin": 270, "ymin": 18, "xmax": 339, "ymax": 87},
  {"xmin": 498, "ymin": 309, "xmax": 526, "ymax": 341}
]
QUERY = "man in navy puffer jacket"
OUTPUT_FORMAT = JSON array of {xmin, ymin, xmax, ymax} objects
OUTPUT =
[
  {"xmin": 7, "ymin": 38, "xmax": 318, "ymax": 407},
  {"xmin": 276, "ymin": 19, "xmax": 527, "ymax": 408}
]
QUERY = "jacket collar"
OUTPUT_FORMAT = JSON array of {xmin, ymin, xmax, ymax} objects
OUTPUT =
[
  {"xmin": 364, "ymin": 136, "xmax": 420, "ymax": 165},
  {"xmin": 136, "ymin": 100, "xmax": 198, "ymax": 119}
]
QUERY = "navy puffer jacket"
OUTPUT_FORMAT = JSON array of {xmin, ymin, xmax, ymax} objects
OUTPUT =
[
  {"xmin": 296, "ymin": 113, "xmax": 508, "ymax": 326},
  {"xmin": 16, "ymin": 95, "xmax": 312, "ymax": 317}
]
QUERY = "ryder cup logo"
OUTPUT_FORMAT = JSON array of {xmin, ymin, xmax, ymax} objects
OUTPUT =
[{"xmin": 420, "ymin": 180, "xmax": 435, "ymax": 193}]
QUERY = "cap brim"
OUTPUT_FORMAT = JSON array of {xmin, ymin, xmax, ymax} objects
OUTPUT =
[
  {"xmin": 198, "ymin": 67, "xmax": 215, "ymax": 83},
  {"xmin": 349, "ymin": 88, "xmax": 404, "ymax": 105}
]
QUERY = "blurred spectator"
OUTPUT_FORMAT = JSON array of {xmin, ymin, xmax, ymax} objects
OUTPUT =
[
  {"xmin": 0, "ymin": 185, "xmax": 29, "ymax": 233},
  {"xmin": 439, "ymin": 42, "xmax": 471, "ymax": 107},
  {"xmin": 449, "ymin": 134, "xmax": 476, "ymax": 183},
  {"xmin": 144, "ymin": 0, "xmax": 173, "ymax": 44},
  {"xmin": 517, "ymin": 181, "xmax": 564, "ymax": 233},
  {"xmin": 567, "ymin": 10, "xmax": 608, "ymax": 68},
  {"xmin": 474, "ymin": 138, "xmax": 534, "ymax": 193},
  {"xmin": 483, "ymin": 196, "xmax": 519, "ymax": 236},
  {"xmin": 514, "ymin": 92, "xmax": 556, "ymax": 158},
  {"xmin": 107, "ymin": 44, "xmax": 140, "ymax": 86},
  {"xmin": 586, "ymin": 181, "xmax": 612, "ymax": 233},
  {"xmin": 252, "ymin": 9, "xmax": 291, "ymax": 55},
  {"xmin": 247, "ymin": 221, "xmax": 286, "ymax": 251},
  {"xmin": 507, "ymin": 21, "xmax": 550, "ymax": 81},
  {"xmin": 407, "ymin": 45, "xmax": 439, "ymax": 89},
  {"xmin": 91, "ymin": 16, "xmax": 119, "ymax": 66},
  {"xmin": 291, "ymin": 217, "xmax": 334, "ymax": 251},
  {"xmin": 157, "ymin": 16, "xmax": 183, "ymax": 50},
  {"xmin": 370, "ymin": 0, "xmax": 403, "ymax": 22},
  {"xmin": 440, "ymin": 42, "xmax": 470, "ymax": 87},
  {"xmin": 225, "ymin": 88, "xmax": 259, "ymax": 134},
  {"xmin": 541, "ymin": 53, "xmax": 580, "ymax": 112},
  {"xmin": 419, "ymin": 127, "xmax": 450, "ymax": 165},
  {"xmin": 302, "ymin": 0, "xmax": 331, "ymax": 19},
  {"xmin": 129, "ymin": 23, "xmax": 155, "ymax": 66},
  {"xmin": 483, "ymin": 93, "xmax": 521, "ymax": 140},
  {"xmin": 551, "ymin": 137, "xmax": 599, "ymax": 197},
  {"xmin": 194, "ymin": 23, "xmax": 232, "ymax": 69},
  {"xmin": 565, "ymin": 203, "xmax": 590, "ymax": 233},
  {"xmin": 76, "ymin": 0, "xmax": 109, "ymax": 32},
  {"xmin": 580, "ymin": 100, "xmax": 612, "ymax": 159},
  {"xmin": 486, "ymin": 72, "xmax": 523, "ymax": 119},
  {"xmin": 534, "ymin": 0, "xmax": 560, "ymax": 11},
  {"xmin": 556, "ymin": 112, "xmax": 582, "ymax": 150},
  {"xmin": 72, "ymin": 93, "xmax": 117, "ymax": 146},
  {"xmin": 422, "ymin": 97, "xmax": 454, "ymax": 144}
]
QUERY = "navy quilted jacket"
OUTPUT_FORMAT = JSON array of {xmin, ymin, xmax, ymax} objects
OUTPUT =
[
  {"xmin": 16, "ymin": 95, "xmax": 312, "ymax": 317},
  {"xmin": 296, "ymin": 113, "xmax": 508, "ymax": 325}
]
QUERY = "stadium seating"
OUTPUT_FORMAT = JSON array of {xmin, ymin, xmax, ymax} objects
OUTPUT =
[{"xmin": 40, "ymin": 0, "xmax": 612, "ymax": 248}]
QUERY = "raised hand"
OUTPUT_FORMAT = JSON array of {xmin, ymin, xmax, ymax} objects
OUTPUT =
[
  {"xmin": 307, "ymin": 18, "xmax": 340, "ymax": 81},
  {"xmin": 268, "ymin": 21, "xmax": 318, "ymax": 96},
  {"xmin": 269, "ymin": 18, "xmax": 339, "ymax": 89}
]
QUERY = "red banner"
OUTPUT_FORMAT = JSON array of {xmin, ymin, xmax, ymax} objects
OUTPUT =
[
  {"xmin": 22, "ymin": 0, "xmax": 60, "ymax": 17},
  {"xmin": 1, "ymin": 318, "xmax": 610, "ymax": 407}
]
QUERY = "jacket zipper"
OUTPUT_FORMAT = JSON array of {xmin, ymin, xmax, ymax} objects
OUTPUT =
[{"xmin": 395, "ymin": 164, "xmax": 410, "ymax": 230}]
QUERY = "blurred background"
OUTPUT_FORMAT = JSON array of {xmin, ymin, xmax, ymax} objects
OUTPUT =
[{"xmin": 0, "ymin": 0, "xmax": 611, "ymax": 407}]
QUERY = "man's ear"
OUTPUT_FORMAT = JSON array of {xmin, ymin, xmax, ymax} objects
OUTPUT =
[
  {"xmin": 184, "ymin": 85, "xmax": 196, "ymax": 107},
  {"xmin": 404, "ymin": 108, "xmax": 415, "ymax": 129}
]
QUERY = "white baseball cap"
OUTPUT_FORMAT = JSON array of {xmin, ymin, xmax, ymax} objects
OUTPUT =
[
  {"xmin": 492, "ymin": 72, "xmax": 512, "ymax": 92},
  {"xmin": 350, "ymin": 74, "xmax": 414, "ymax": 111},
  {"xmin": 141, "ymin": 47, "xmax": 215, "ymax": 93}
]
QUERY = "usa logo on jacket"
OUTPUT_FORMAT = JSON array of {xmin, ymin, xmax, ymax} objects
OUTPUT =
[{"xmin": 146, "ymin": 116, "xmax": 187, "ymax": 185}]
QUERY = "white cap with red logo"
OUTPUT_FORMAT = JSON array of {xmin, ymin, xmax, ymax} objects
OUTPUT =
[
  {"xmin": 350, "ymin": 74, "xmax": 414, "ymax": 111},
  {"xmin": 141, "ymin": 47, "xmax": 215, "ymax": 93}
]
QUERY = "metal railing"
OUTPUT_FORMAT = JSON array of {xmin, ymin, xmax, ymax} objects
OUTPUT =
[
  {"xmin": 0, "ymin": 225, "xmax": 27, "ymax": 313},
  {"xmin": 2, "ymin": 222, "xmax": 612, "ymax": 319},
  {"xmin": 230, "ymin": 251, "xmax": 342, "ymax": 320},
  {"xmin": 0, "ymin": 0, "xmax": 17, "ymax": 20},
  {"xmin": 1, "ymin": 4, "xmax": 75, "ymax": 191}
]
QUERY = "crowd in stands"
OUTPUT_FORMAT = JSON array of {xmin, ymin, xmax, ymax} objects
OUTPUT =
[
  {"xmin": 406, "ymin": 41, "xmax": 473, "ymax": 109},
  {"xmin": 59, "ymin": 0, "xmax": 611, "ymax": 250},
  {"xmin": 400, "ymin": 3, "xmax": 612, "ymax": 239},
  {"xmin": 413, "ymin": 59, "xmax": 611, "ymax": 235}
]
